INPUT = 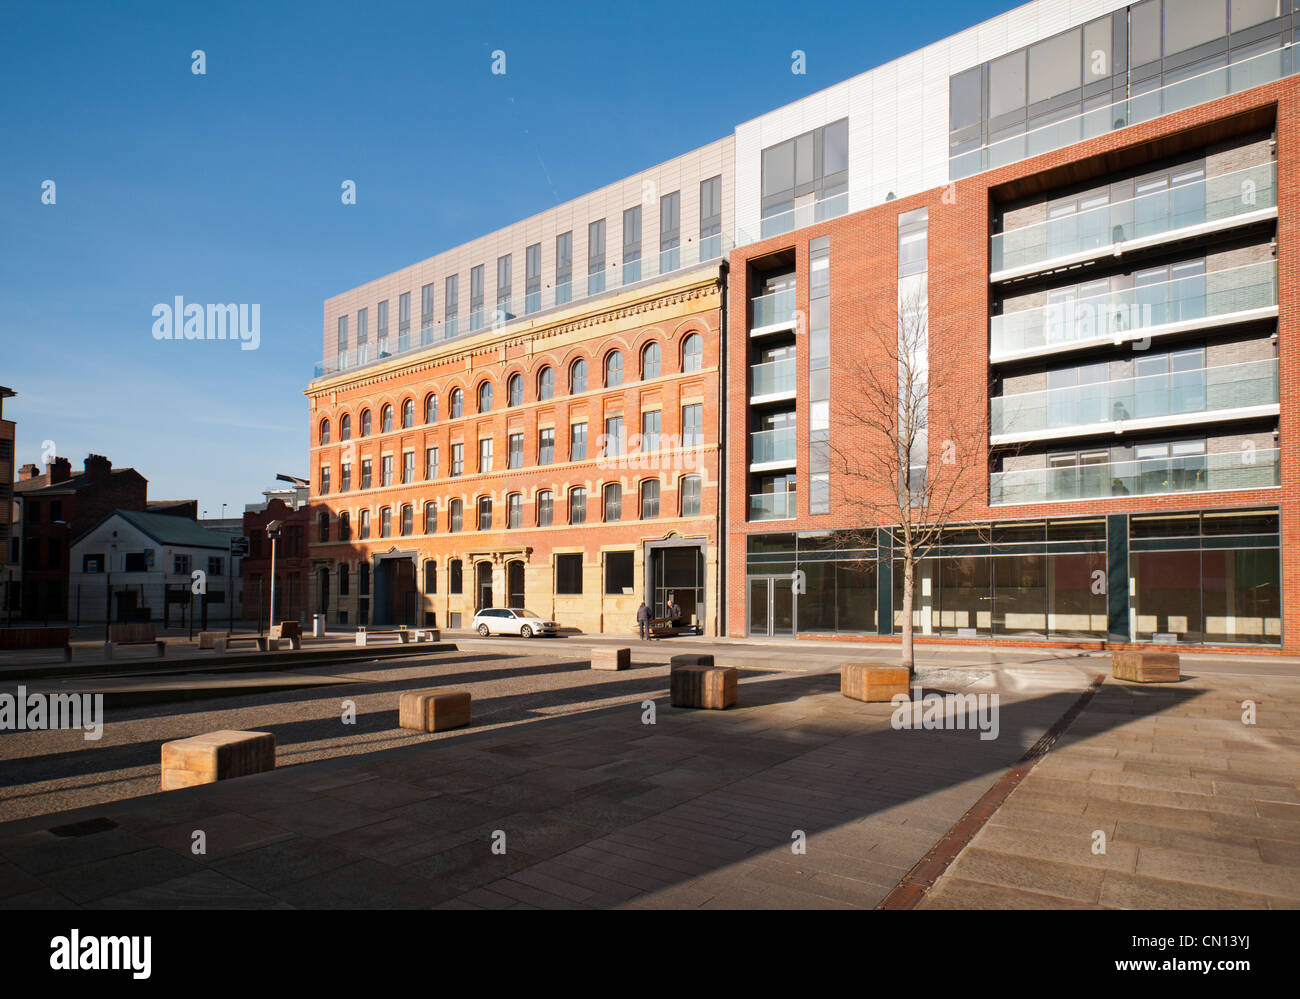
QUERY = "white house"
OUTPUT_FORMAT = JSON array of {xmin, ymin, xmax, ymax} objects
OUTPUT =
[{"xmin": 68, "ymin": 509, "xmax": 244, "ymax": 627}]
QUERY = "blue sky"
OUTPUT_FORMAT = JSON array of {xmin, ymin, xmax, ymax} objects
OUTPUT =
[{"xmin": 1, "ymin": 0, "xmax": 1009, "ymax": 515}]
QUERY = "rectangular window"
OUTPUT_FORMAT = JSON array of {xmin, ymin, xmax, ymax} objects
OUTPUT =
[
  {"xmin": 376, "ymin": 300, "xmax": 388, "ymax": 337},
  {"xmin": 382, "ymin": 455, "xmax": 393, "ymax": 487},
  {"xmin": 556, "ymin": 553, "xmax": 583, "ymax": 594},
  {"xmin": 426, "ymin": 446, "xmax": 438, "ymax": 480},
  {"xmin": 398, "ymin": 292, "xmax": 410, "ymax": 332},
  {"xmin": 604, "ymin": 415, "xmax": 624, "ymax": 457},
  {"xmin": 570, "ymin": 422, "xmax": 588, "ymax": 461},
  {"xmin": 570, "ymin": 488, "xmax": 587, "ymax": 525},
  {"xmin": 445, "ymin": 275, "xmax": 458, "ymax": 324},
  {"xmin": 605, "ymin": 551, "xmax": 634, "ymax": 595},
  {"xmin": 470, "ymin": 265, "xmax": 485, "ymax": 329},
  {"xmin": 525, "ymin": 242, "xmax": 541, "ymax": 313},
  {"xmin": 588, "ymin": 219, "xmax": 606, "ymax": 295},
  {"xmin": 174, "ymin": 554, "xmax": 190, "ymax": 575},
  {"xmin": 680, "ymin": 475, "xmax": 702, "ymax": 517},
  {"xmin": 450, "ymin": 559, "xmax": 462, "ymax": 594},
  {"xmin": 477, "ymin": 438, "xmax": 493, "ymax": 474},
  {"xmin": 360, "ymin": 459, "xmax": 372, "ymax": 490},
  {"xmin": 451, "ymin": 443, "xmax": 464, "ymax": 477},
  {"xmin": 320, "ymin": 466, "xmax": 330, "ymax": 495},
  {"xmin": 357, "ymin": 308, "xmax": 368, "ymax": 347},
  {"xmin": 760, "ymin": 118, "xmax": 849, "ymax": 225},
  {"xmin": 422, "ymin": 561, "xmax": 434, "ymax": 594},
  {"xmin": 538, "ymin": 427, "xmax": 555, "ymax": 465},
  {"xmin": 496, "ymin": 254, "xmax": 512, "ymax": 312},
  {"xmin": 641, "ymin": 410, "xmax": 661, "ymax": 452},
  {"xmin": 556, "ymin": 231, "xmax": 573, "ymax": 304},
  {"xmin": 623, "ymin": 205, "xmax": 642, "ymax": 284},
  {"xmin": 682, "ymin": 404, "xmax": 703, "ymax": 447},
  {"xmin": 340, "ymin": 463, "xmax": 352, "ymax": 491},
  {"xmin": 660, "ymin": 190, "xmax": 680, "ymax": 273},
  {"xmin": 507, "ymin": 493, "xmax": 522, "ymax": 529},
  {"xmin": 337, "ymin": 315, "xmax": 348, "ymax": 354},
  {"xmin": 537, "ymin": 490, "xmax": 554, "ymax": 527},
  {"xmin": 402, "ymin": 451, "xmax": 414, "ymax": 484},
  {"xmin": 508, "ymin": 432, "xmax": 523, "ymax": 469},
  {"xmin": 360, "ymin": 510, "xmax": 370, "ymax": 539},
  {"xmin": 700, "ymin": 175, "xmax": 722, "ymax": 259},
  {"xmin": 421, "ymin": 283, "xmax": 435, "ymax": 326},
  {"xmin": 603, "ymin": 483, "xmax": 621, "ymax": 521}
]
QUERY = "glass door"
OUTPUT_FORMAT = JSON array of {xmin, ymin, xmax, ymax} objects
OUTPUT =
[{"xmin": 747, "ymin": 576, "xmax": 796, "ymax": 637}]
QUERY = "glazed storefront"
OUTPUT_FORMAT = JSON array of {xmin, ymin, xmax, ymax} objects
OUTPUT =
[{"xmin": 743, "ymin": 507, "xmax": 1281, "ymax": 646}]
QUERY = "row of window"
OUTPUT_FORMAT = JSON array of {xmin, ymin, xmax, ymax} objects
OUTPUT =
[
  {"xmin": 318, "ymin": 476, "xmax": 705, "ymax": 541},
  {"xmin": 319, "ymin": 406, "xmax": 705, "ymax": 494},
  {"xmin": 333, "ymin": 551, "xmax": 629, "ymax": 599},
  {"xmin": 318, "ymin": 335, "xmax": 704, "ymax": 445}
]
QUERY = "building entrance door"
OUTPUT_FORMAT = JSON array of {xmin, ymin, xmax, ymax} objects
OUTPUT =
[
  {"xmin": 507, "ymin": 560, "xmax": 524, "ymax": 609},
  {"xmin": 649, "ymin": 544, "xmax": 705, "ymax": 625},
  {"xmin": 747, "ymin": 575, "xmax": 795, "ymax": 637},
  {"xmin": 476, "ymin": 561, "xmax": 494, "ymax": 611}
]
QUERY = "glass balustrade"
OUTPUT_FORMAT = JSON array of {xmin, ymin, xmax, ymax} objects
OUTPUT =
[
  {"xmin": 750, "ymin": 359, "xmax": 796, "ymax": 397},
  {"xmin": 751, "ymin": 288, "xmax": 797, "ymax": 329},
  {"xmin": 749, "ymin": 491, "xmax": 797, "ymax": 520},
  {"xmin": 751, "ymin": 427, "xmax": 797, "ymax": 464}
]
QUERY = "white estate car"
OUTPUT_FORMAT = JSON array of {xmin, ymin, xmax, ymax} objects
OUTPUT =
[{"xmin": 471, "ymin": 608, "xmax": 558, "ymax": 638}]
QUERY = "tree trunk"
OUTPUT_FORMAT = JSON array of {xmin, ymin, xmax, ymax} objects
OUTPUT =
[{"xmin": 901, "ymin": 556, "xmax": 915, "ymax": 676}]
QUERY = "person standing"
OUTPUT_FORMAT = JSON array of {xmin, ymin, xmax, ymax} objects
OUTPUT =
[{"xmin": 636, "ymin": 600, "xmax": 651, "ymax": 640}]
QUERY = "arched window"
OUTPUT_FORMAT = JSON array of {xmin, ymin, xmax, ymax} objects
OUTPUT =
[
  {"xmin": 640, "ymin": 479, "xmax": 660, "ymax": 519},
  {"xmin": 682, "ymin": 332, "xmax": 703, "ymax": 372},
  {"xmin": 361, "ymin": 409, "xmax": 372, "ymax": 436},
  {"xmin": 507, "ymin": 493, "xmax": 522, "ymax": 529},
  {"xmin": 340, "ymin": 413, "xmax": 352, "ymax": 441},
  {"xmin": 423, "ymin": 501, "xmax": 437, "ymax": 533},
  {"xmin": 507, "ymin": 373, "xmax": 523, "ymax": 407},
  {"xmin": 401, "ymin": 399, "xmax": 414, "ymax": 428},
  {"xmin": 319, "ymin": 418, "xmax": 331, "ymax": 445},
  {"xmin": 339, "ymin": 511, "xmax": 351, "ymax": 540},
  {"xmin": 538, "ymin": 366, "xmax": 554, "ymax": 401},
  {"xmin": 425, "ymin": 393, "xmax": 438, "ymax": 423},
  {"xmin": 680, "ymin": 475, "xmax": 702, "ymax": 517},
  {"xmin": 423, "ymin": 559, "xmax": 437, "ymax": 593},
  {"xmin": 400, "ymin": 504, "xmax": 413, "ymax": 536},
  {"xmin": 536, "ymin": 489, "xmax": 554, "ymax": 527},
  {"xmin": 381, "ymin": 404, "xmax": 393, "ymax": 433},
  {"xmin": 477, "ymin": 381, "xmax": 493, "ymax": 413},
  {"xmin": 379, "ymin": 507, "xmax": 392, "ymax": 537},
  {"xmin": 318, "ymin": 511, "xmax": 330, "ymax": 542},
  {"xmin": 477, "ymin": 496, "xmax": 493, "ymax": 530},
  {"xmin": 569, "ymin": 487, "xmax": 587, "ymax": 525},
  {"xmin": 604, "ymin": 350, "xmax": 623, "ymax": 387},
  {"xmin": 570, "ymin": 359, "xmax": 587, "ymax": 394},
  {"xmin": 450, "ymin": 388, "xmax": 464, "ymax": 418},
  {"xmin": 449, "ymin": 499, "xmax": 463, "ymax": 532},
  {"xmin": 603, "ymin": 482, "xmax": 622, "ymax": 522},
  {"xmin": 359, "ymin": 509, "xmax": 371, "ymax": 539},
  {"xmin": 641, "ymin": 342, "xmax": 661, "ymax": 380}
]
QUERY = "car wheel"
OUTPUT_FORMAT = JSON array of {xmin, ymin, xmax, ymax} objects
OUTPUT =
[
  {"xmin": 477, "ymin": 623, "xmax": 490, "ymax": 637},
  {"xmin": 520, "ymin": 625, "xmax": 533, "ymax": 639}
]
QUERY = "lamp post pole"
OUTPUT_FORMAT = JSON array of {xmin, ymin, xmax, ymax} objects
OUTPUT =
[{"xmin": 266, "ymin": 519, "xmax": 283, "ymax": 632}]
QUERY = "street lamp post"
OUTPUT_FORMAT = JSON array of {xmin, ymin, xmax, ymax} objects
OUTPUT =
[
  {"xmin": 266, "ymin": 519, "xmax": 283, "ymax": 632},
  {"xmin": 105, "ymin": 531, "xmax": 118, "ymax": 641}
]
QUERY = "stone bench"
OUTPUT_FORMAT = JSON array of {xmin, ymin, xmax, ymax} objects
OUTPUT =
[
  {"xmin": 591, "ymin": 647, "xmax": 631, "ymax": 671},
  {"xmin": 397, "ymin": 627, "xmax": 441, "ymax": 644},
  {"xmin": 197, "ymin": 631, "xmax": 230, "ymax": 650},
  {"xmin": 268, "ymin": 623, "xmax": 302, "ymax": 650},
  {"xmin": 0, "ymin": 626, "xmax": 72, "ymax": 661},
  {"xmin": 215, "ymin": 634, "xmax": 282, "ymax": 653},
  {"xmin": 841, "ymin": 662, "xmax": 911, "ymax": 702},
  {"xmin": 160, "ymin": 729, "xmax": 276, "ymax": 790},
  {"xmin": 399, "ymin": 688, "xmax": 472, "ymax": 732},
  {"xmin": 1111, "ymin": 650, "xmax": 1180, "ymax": 683},
  {"xmin": 356, "ymin": 627, "xmax": 405, "ymax": 647},
  {"xmin": 669, "ymin": 653, "xmax": 714, "ymax": 669},
  {"xmin": 104, "ymin": 623, "xmax": 165, "ymax": 660},
  {"xmin": 670, "ymin": 663, "xmax": 737, "ymax": 710}
]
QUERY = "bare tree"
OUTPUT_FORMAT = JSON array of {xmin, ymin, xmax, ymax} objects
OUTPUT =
[{"xmin": 830, "ymin": 285, "xmax": 989, "ymax": 674}]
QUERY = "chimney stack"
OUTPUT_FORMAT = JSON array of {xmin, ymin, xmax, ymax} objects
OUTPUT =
[
  {"xmin": 47, "ymin": 456, "xmax": 71, "ymax": 484},
  {"xmin": 19, "ymin": 463, "xmax": 40, "ymax": 481},
  {"xmin": 84, "ymin": 454, "xmax": 112, "ymax": 483}
]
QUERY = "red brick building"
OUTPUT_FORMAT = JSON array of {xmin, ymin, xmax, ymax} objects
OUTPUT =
[{"xmin": 242, "ymin": 496, "xmax": 313, "ymax": 627}]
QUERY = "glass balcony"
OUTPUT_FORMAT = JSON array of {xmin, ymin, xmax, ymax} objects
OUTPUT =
[
  {"xmin": 747, "ymin": 192, "xmax": 850, "ymax": 244},
  {"xmin": 991, "ymin": 358, "xmax": 1279, "ymax": 438},
  {"xmin": 750, "ymin": 491, "xmax": 796, "ymax": 520},
  {"xmin": 990, "ymin": 448, "xmax": 1279, "ymax": 505},
  {"xmin": 991, "ymin": 162, "xmax": 1276, "ymax": 275},
  {"xmin": 751, "ymin": 427, "xmax": 796, "ymax": 465},
  {"xmin": 991, "ymin": 261, "xmax": 1277, "ymax": 358},
  {"xmin": 751, "ymin": 288, "xmax": 797, "ymax": 330},
  {"xmin": 954, "ymin": 43, "xmax": 1297, "ymax": 181},
  {"xmin": 750, "ymin": 358, "xmax": 796, "ymax": 397},
  {"xmin": 312, "ymin": 234, "xmax": 731, "ymax": 380}
]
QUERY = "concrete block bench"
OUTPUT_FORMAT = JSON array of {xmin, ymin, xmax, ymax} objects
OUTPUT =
[
  {"xmin": 669, "ymin": 653, "xmax": 715, "ymax": 669},
  {"xmin": 1111, "ymin": 651, "xmax": 1180, "ymax": 683},
  {"xmin": 268, "ymin": 623, "xmax": 302, "ymax": 650},
  {"xmin": 356, "ymin": 627, "xmax": 405, "ymax": 647},
  {"xmin": 399, "ymin": 688, "xmax": 472, "ymax": 732},
  {"xmin": 160, "ymin": 730, "xmax": 276, "ymax": 790},
  {"xmin": 104, "ymin": 623, "xmax": 165, "ymax": 659},
  {"xmin": 0, "ymin": 626, "xmax": 72, "ymax": 662},
  {"xmin": 841, "ymin": 662, "xmax": 911, "ymax": 703},
  {"xmin": 197, "ymin": 631, "xmax": 230, "ymax": 650},
  {"xmin": 215, "ymin": 634, "xmax": 277, "ymax": 653},
  {"xmin": 591, "ymin": 647, "xmax": 631, "ymax": 671},
  {"xmin": 670, "ymin": 663, "xmax": 737, "ymax": 709},
  {"xmin": 397, "ymin": 627, "xmax": 441, "ymax": 644}
]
